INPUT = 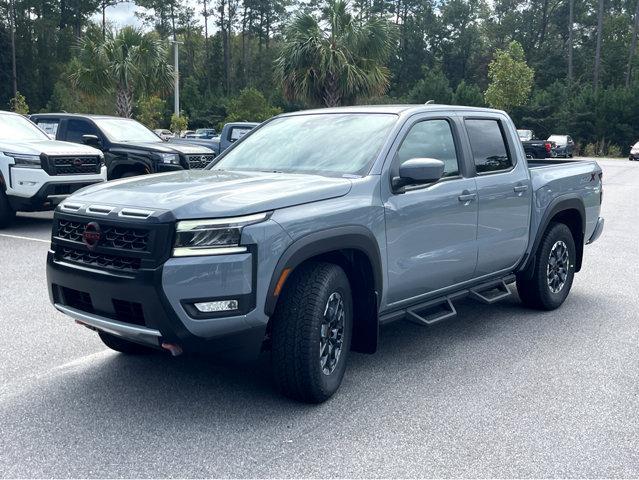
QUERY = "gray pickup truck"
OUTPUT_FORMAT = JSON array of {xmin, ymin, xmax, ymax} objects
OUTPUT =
[{"xmin": 46, "ymin": 105, "xmax": 604, "ymax": 403}]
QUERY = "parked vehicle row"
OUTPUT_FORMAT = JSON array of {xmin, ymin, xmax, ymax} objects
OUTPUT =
[
  {"xmin": 0, "ymin": 111, "xmax": 106, "ymax": 227},
  {"xmin": 169, "ymin": 122, "xmax": 258, "ymax": 156},
  {"xmin": 517, "ymin": 129, "xmax": 575, "ymax": 159},
  {"xmin": 30, "ymin": 114, "xmax": 217, "ymax": 180},
  {"xmin": 46, "ymin": 105, "xmax": 604, "ymax": 403}
]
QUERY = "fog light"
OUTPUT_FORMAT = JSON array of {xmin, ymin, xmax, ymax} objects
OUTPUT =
[{"xmin": 194, "ymin": 300, "xmax": 238, "ymax": 313}]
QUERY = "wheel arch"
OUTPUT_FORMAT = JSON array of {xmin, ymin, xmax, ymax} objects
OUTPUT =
[
  {"xmin": 523, "ymin": 196, "xmax": 586, "ymax": 273},
  {"xmin": 108, "ymin": 158, "xmax": 151, "ymax": 180},
  {"xmin": 265, "ymin": 226, "xmax": 383, "ymax": 354}
]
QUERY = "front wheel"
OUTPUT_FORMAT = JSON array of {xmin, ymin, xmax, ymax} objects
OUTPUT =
[
  {"xmin": 516, "ymin": 222, "xmax": 576, "ymax": 310},
  {"xmin": 271, "ymin": 262, "xmax": 353, "ymax": 403}
]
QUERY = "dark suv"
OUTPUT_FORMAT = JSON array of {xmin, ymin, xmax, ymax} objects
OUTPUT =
[{"xmin": 31, "ymin": 114, "xmax": 215, "ymax": 180}]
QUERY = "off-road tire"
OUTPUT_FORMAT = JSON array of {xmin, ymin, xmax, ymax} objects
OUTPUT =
[
  {"xmin": 516, "ymin": 222, "xmax": 576, "ymax": 310},
  {"xmin": 0, "ymin": 190, "xmax": 15, "ymax": 228},
  {"xmin": 98, "ymin": 331, "xmax": 156, "ymax": 354},
  {"xmin": 271, "ymin": 261, "xmax": 353, "ymax": 403}
]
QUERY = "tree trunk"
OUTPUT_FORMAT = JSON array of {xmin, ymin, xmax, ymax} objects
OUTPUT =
[
  {"xmin": 102, "ymin": 1, "xmax": 106, "ymax": 39},
  {"xmin": 116, "ymin": 85, "xmax": 134, "ymax": 118},
  {"xmin": 323, "ymin": 74, "xmax": 341, "ymax": 107},
  {"xmin": 593, "ymin": 0, "xmax": 604, "ymax": 91},
  {"xmin": 203, "ymin": 0, "xmax": 209, "ymax": 39},
  {"xmin": 9, "ymin": 0, "xmax": 17, "ymax": 97},
  {"xmin": 567, "ymin": 0, "xmax": 574, "ymax": 83},
  {"xmin": 625, "ymin": 0, "xmax": 639, "ymax": 87}
]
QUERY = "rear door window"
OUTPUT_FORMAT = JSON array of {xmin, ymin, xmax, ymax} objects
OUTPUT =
[{"xmin": 465, "ymin": 119, "xmax": 513, "ymax": 174}]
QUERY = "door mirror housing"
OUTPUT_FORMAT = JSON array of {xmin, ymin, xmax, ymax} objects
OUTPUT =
[
  {"xmin": 393, "ymin": 158, "xmax": 445, "ymax": 192},
  {"xmin": 82, "ymin": 134, "xmax": 101, "ymax": 148}
]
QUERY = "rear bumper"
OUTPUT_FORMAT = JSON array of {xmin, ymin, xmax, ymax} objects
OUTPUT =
[
  {"xmin": 47, "ymin": 249, "xmax": 268, "ymax": 358},
  {"xmin": 587, "ymin": 217, "xmax": 605, "ymax": 244}
]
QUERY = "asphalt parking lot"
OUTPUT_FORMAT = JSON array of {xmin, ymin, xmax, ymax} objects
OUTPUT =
[{"xmin": 0, "ymin": 158, "xmax": 637, "ymax": 478}]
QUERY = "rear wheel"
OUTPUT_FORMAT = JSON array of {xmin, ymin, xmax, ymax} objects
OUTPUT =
[
  {"xmin": 98, "ymin": 331, "xmax": 156, "ymax": 354},
  {"xmin": 271, "ymin": 262, "xmax": 353, "ymax": 403},
  {"xmin": 516, "ymin": 222, "xmax": 576, "ymax": 310},
  {"xmin": 0, "ymin": 190, "xmax": 15, "ymax": 228}
]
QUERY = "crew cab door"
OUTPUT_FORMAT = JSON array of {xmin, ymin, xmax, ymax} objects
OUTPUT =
[
  {"xmin": 383, "ymin": 116, "xmax": 478, "ymax": 305},
  {"xmin": 463, "ymin": 117, "xmax": 531, "ymax": 276}
]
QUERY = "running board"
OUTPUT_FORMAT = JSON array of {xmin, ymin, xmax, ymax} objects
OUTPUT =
[
  {"xmin": 406, "ymin": 297, "xmax": 457, "ymax": 326},
  {"xmin": 468, "ymin": 280, "xmax": 511, "ymax": 304}
]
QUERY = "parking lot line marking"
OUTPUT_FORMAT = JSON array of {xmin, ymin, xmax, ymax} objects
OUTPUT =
[{"xmin": 0, "ymin": 233, "xmax": 50, "ymax": 244}]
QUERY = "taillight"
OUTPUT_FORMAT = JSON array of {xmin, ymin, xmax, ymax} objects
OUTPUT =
[{"xmin": 544, "ymin": 142, "xmax": 552, "ymax": 153}]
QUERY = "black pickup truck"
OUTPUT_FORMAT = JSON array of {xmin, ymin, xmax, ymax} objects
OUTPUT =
[
  {"xmin": 517, "ymin": 129, "xmax": 555, "ymax": 159},
  {"xmin": 31, "ymin": 114, "xmax": 215, "ymax": 180}
]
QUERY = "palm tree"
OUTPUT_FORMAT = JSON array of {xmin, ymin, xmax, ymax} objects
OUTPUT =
[
  {"xmin": 70, "ymin": 27, "xmax": 173, "ymax": 118},
  {"xmin": 275, "ymin": 0, "xmax": 396, "ymax": 107}
]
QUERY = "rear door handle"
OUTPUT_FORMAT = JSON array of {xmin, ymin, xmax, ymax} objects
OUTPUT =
[
  {"xmin": 513, "ymin": 185, "xmax": 529, "ymax": 193},
  {"xmin": 458, "ymin": 191, "xmax": 477, "ymax": 203}
]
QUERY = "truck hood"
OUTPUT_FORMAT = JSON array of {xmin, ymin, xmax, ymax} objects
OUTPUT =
[
  {"xmin": 112, "ymin": 141, "xmax": 213, "ymax": 155},
  {"xmin": 68, "ymin": 170, "xmax": 353, "ymax": 218},
  {"xmin": 0, "ymin": 139, "xmax": 102, "ymax": 156}
]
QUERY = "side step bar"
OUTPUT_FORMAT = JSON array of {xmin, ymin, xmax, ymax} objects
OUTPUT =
[
  {"xmin": 379, "ymin": 275, "xmax": 515, "ymax": 326},
  {"xmin": 406, "ymin": 297, "xmax": 457, "ymax": 326},
  {"xmin": 468, "ymin": 280, "xmax": 511, "ymax": 304}
]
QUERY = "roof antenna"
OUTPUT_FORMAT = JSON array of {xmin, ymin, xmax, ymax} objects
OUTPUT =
[{"xmin": 425, "ymin": 100, "xmax": 435, "ymax": 105}]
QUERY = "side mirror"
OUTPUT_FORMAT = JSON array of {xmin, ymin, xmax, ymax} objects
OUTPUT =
[
  {"xmin": 393, "ymin": 158, "xmax": 445, "ymax": 191},
  {"xmin": 82, "ymin": 134, "xmax": 101, "ymax": 148}
]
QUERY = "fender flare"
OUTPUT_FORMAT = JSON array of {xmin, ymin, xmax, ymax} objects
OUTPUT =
[
  {"xmin": 522, "ymin": 195, "xmax": 586, "ymax": 273},
  {"xmin": 264, "ymin": 226, "xmax": 383, "ymax": 317},
  {"xmin": 107, "ymin": 154, "xmax": 154, "ymax": 178}
]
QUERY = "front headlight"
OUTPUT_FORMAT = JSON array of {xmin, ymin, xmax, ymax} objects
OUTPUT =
[
  {"xmin": 173, "ymin": 212, "xmax": 270, "ymax": 257},
  {"xmin": 158, "ymin": 153, "xmax": 180, "ymax": 165},
  {"xmin": 6, "ymin": 153, "xmax": 41, "ymax": 169}
]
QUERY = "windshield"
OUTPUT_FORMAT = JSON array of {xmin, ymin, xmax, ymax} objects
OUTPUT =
[
  {"xmin": 211, "ymin": 113, "xmax": 397, "ymax": 176},
  {"xmin": 517, "ymin": 130, "xmax": 533, "ymax": 141},
  {"xmin": 93, "ymin": 118, "xmax": 162, "ymax": 143},
  {"xmin": 0, "ymin": 114, "xmax": 49, "ymax": 142},
  {"xmin": 548, "ymin": 135, "xmax": 566, "ymax": 144}
]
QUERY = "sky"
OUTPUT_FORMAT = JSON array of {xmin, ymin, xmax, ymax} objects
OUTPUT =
[{"xmin": 92, "ymin": 1, "xmax": 203, "ymax": 30}]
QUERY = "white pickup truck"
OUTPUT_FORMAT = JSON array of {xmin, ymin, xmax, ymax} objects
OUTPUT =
[{"xmin": 0, "ymin": 111, "xmax": 106, "ymax": 227}]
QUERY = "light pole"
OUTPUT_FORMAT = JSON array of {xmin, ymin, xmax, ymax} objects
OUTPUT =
[{"xmin": 171, "ymin": 39, "xmax": 183, "ymax": 117}]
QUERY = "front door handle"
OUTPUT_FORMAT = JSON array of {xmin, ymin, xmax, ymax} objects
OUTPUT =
[
  {"xmin": 458, "ymin": 191, "xmax": 477, "ymax": 203},
  {"xmin": 513, "ymin": 185, "xmax": 529, "ymax": 194}
]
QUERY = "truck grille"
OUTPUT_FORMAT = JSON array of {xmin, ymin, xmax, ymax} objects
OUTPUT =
[
  {"xmin": 186, "ymin": 154, "xmax": 215, "ymax": 169},
  {"xmin": 60, "ymin": 246, "xmax": 141, "ymax": 271},
  {"xmin": 57, "ymin": 220, "xmax": 150, "ymax": 251},
  {"xmin": 49, "ymin": 156, "xmax": 102, "ymax": 175},
  {"xmin": 112, "ymin": 299, "xmax": 146, "ymax": 326},
  {"xmin": 61, "ymin": 286, "xmax": 94, "ymax": 313}
]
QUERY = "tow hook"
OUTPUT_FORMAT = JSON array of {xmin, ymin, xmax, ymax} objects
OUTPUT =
[{"xmin": 161, "ymin": 342, "xmax": 183, "ymax": 357}]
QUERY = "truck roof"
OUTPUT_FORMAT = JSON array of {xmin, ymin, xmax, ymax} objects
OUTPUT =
[
  {"xmin": 30, "ymin": 113, "xmax": 126, "ymax": 120},
  {"xmin": 279, "ymin": 104, "xmax": 505, "ymax": 117}
]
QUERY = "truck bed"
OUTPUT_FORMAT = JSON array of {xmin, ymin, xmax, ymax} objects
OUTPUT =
[{"xmin": 526, "ymin": 157, "xmax": 602, "ymax": 243}]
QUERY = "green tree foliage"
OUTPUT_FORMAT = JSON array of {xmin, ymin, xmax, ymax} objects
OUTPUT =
[
  {"xmin": 452, "ymin": 81, "xmax": 484, "ymax": 107},
  {"xmin": 3, "ymin": 0, "xmax": 639, "ymax": 152},
  {"xmin": 275, "ymin": 0, "xmax": 397, "ymax": 107},
  {"xmin": 137, "ymin": 96, "xmax": 167, "ymax": 129},
  {"xmin": 9, "ymin": 91, "xmax": 29, "ymax": 114},
  {"xmin": 225, "ymin": 88, "xmax": 282, "ymax": 122},
  {"xmin": 485, "ymin": 41, "xmax": 534, "ymax": 111},
  {"xmin": 170, "ymin": 113, "xmax": 188, "ymax": 133},
  {"xmin": 407, "ymin": 69, "xmax": 453, "ymax": 104},
  {"xmin": 70, "ymin": 27, "xmax": 173, "ymax": 118}
]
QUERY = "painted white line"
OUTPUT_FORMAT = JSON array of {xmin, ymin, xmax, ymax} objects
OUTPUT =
[{"xmin": 0, "ymin": 233, "xmax": 49, "ymax": 244}]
